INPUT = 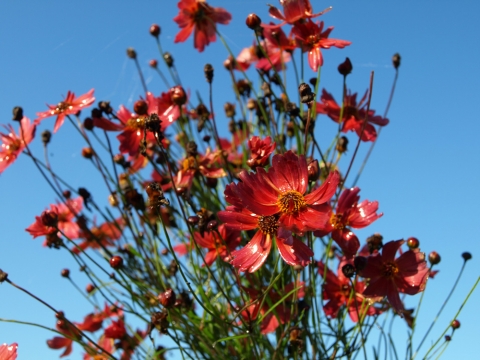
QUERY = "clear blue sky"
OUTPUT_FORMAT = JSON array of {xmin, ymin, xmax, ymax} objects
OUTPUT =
[{"xmin": 1, "ymin": 1, "xmax": 479, "ymax": 359}]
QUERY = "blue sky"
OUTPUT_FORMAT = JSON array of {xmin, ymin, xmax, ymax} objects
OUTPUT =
[{"xmin": 1, "ymin": 0, "xmax": 479, "ymax": 359}]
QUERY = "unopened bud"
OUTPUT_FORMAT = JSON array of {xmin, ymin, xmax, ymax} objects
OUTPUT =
[
  {"xmin": 428, "ymin": 251, "xmax": 441, "ymax": 265},
  {"xmin": 41, "ymin": 130, "xmax": 52, "ymax": 145},
  {"xmin": 204, "ymin": 64, "xmax": 214, "ymax": 83},
  {"xmin": 307, "ymin": 159, "xmax": 319, "ymax": 181},
  {"xmin": 223, "ymin": 56, "xmax": 235, "ymax": 71},
  {"xmin": 246, "ymin": 13, "xmax": 261, "ymax": 30},
  {"xmin": 170, "ymin": 86, "xmax": 187, "ymax": 106},
  {"xmin": 108, "ymin": 192, "xmax": 119, "ymax": 207},
  {"xmin": 451, "ymin": 319, "xmax": 461, "ymax": 329},
  {"xmin": 150, "ymin": 24, "xmax": 161, "ymax": 37},
  {"xmin": 61, "ymin": 269, "xmax": 70, "ymax": 278},
  {"xmin": 12, "ymin": 106, "xmax": 23, "ymax": 121},
  {"xmin": 338, "ymin": 57, "xmax": 353, "ymax": 76},
  {"xmin": 83, "ymin": 117, "xmax": 94, "ymax": 130},
  {"xmin": 110, "ymin": 256, "xmax": 123, "ymax": 269},
  {"xmin": 134, "ymin": 100, "xmax": 148, "ymax": 116},
  {"xmin": 336, "ymin": 136, "xmax": 349, "ymax": 153},
  {"xmin": 342, "ymin": 263, "xmax": 355, "ymax": 278},
  {"xmin": 392, "ymin": 53, "xmax": 401, "ymax": 69},
  {"xmin": 82, "ymin": 147, "xmax": 94, "ymax": 159},
  {"xmin": 298, "ymin": 83, "xmax": 315, "ymax": 104},
  {"xmin": 407, "ymin": 237, "xmax": 420, "ymax": 249},
  {"xmin": 149, "ymin": 59, "xmax": 158, "ymax": 68},
  {"xmin": 224, "ymin": 102, "xmax": 236, "ymax": 118},
  {"xmin": 366, "ymin": 233, "xmax": 383, "ymax": 254},
  {"xmin": 158, "ymin": 289, "xmax": 176, "ymax": 308},
  {"xmin": 163, "ymin": 52, "xmax": 174, "ymax": 67},
  {"xmin": 126, "ymin": 47, "xmax": 137, "ymax": 59}
]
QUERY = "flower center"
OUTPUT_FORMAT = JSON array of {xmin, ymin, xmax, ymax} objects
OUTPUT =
[
  {"xmin": 342, "ymin": 105, "xmax": 359, "ymax": 120},
  {"xmin": 306, "ymin": 34, "xmax": 320, "ymax": 47},
  {"xmin": 55, "ymin": 101, "xmax": 72, "ymax": 113},
  {"xmin": 277, "ymin": 190, "xmax": 307, "ymax": 214},
  {"xmin": 257, "ymin": 215, "xmax": 278, "ymax": 235},
  {"xmin": 381, "ymin": 261, "xmax": 399, "ymax": 279},
  {"xmin": 330, "ymin": 213, "xmax": 346, "ymax": 230},
  {"xmin": 126, "ymin": 116, "xmax": 145, "ymax": 130}
]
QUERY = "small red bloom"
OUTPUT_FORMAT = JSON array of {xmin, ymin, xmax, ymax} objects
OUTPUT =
[
  {"xmin": 359, "ymin": 240, "xmax": 429, "ymax": 315},
  {"xmin": 317, "ymin": 89, "xmax": 389, "ymax": 142},
  {"xmin": 314, "ymin": 187, "xmax": 382, "ymax": 257},
  {"xmin": 0, "ymin": 117, "xmax": 36, "ymax": 174},
  {"xmin": 247, "ymin": 136, "xmax": 276, "ymax": 169},
  {"xmin": 193, "ymin": 224, "xmax": 241, "ymax": 266},
  {"xmin": 104, "ymin": 319, "xmax": 127, "ymax": 339},
  {"xmin": 73, "ymin": 217, "xmax": 125, "ymax": 254},
  {"xmin": 292, "ymin": 20, "xmax": 351, "ymax": 71},
  {"xmin": 0, "ymin": 343, "xmax": 17, "ymax": 360},
  {"xmin": 174, "ymin": 0, "xmax": 232, "ymax": 52},
  {"xmin": 267, "ymin": 0, "xmax": 329, "ymax": 27},
  {"xmin": 35, "ymin": 89, "xmax": 95, "ymax": 133}
]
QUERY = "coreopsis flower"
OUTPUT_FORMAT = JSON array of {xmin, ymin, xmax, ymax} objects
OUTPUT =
[
  {"xmin": 247, "ymin": 136, "xmax": 276, "ymax": 169},
  {"xmin": 174, "ymin": 0, "xmax": 232, "ymax": 52},
  {"xmin": 241, "ymin": 282, "xmax": 305, "ymax": 334},
  {"xmin": 318, "ymin": 261, "xmax": 381, "ymax": 322},
  {"xmin": 231, "ymin": 151, "xmax": 340, "ymax": 234},
  {"xmin": 314, "ymin": 187, "xmax": 382, "ymax": 257},
  {"xmin": 317, "ymin": 89, "xmax": 389, "ymax": 142},
  {"xmin": 47, "ymin": 315, "xmax": 82, "ymax": 357},
  {"xmin": 0, "ymin": 117, "xmax": 36, "ymax": 174},
  {"xmin": 193, "ymin": 224, "xmax": 241, "ymax": 266},
  {"xmin": 35, "ymin": 89, "xmax": 95, "ymax": 133},
  {"xmin": 73, "ymin": 217, "xmax": 125, "ymax": 254},
  {"xmin": 267, "ymin": 0, "xmax": 329, "ymax": 27},
  {"xmin": 292, "ymin": 20, "xmax": 351, "ymax": 71},
  {"xmin": 359, "ymin": 240, "xmax": 429, "ymax": 315},
  {"xmin": 0, "ymin": 343, "xmax": 17, "ymax": 360},
  {"xmin": 104, "ymin": 319, "xmax": 127, "ymax": 339},
  {"xmin": 218, "ymin": 205, "xmax": 313, "ymax": 272}
]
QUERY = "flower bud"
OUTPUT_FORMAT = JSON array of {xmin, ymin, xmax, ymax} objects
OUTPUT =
[
  {"xmin": 158, "ymin": 289, "xmax": 176, "ymax": 308},
  {"xmin": 113, "ymin": 154, "xmax": 125, "ymax": 165},
  {"xmin": 336, "ymin": 136, "xmax": 349, "ymax": 154},
  {"xmin": 41, "ymin": 130, "xmax": 52, "ymax": 145},
  {"xmin": 224, "ymin": 102, "xmax": 236, "ymax": 118},
  {"xmin": 61, "ymin": 269, "xmax": 70, "ymax": 278},
  {"xmin": 163, "ymin": 52, "xmax": 174, "ymax": 67},
  {"xmin": 150, "ymin": 24, "xmax": 161, "ymax": 37},
  {"xmin": 83, "ymin": 117, "xmax": 94, "ymax": 131},
  {"xmin": 63, "ymin": 190, "xmax": 71, "ymax": 199},
  {"xmin": 342, "ymin": 263, "xmax": 355, "ymax": 278},
  {"xmin": 407, "ymin": 237, "xmax": 420, "ymax": 249},
  {"xmin": 170, "ymin": 86, "xmax": 187, "ymax": 106},
  {"xmin": 98, "ymin": 101, "xmax": 112, "ymax": 114},
  {"xmin": 392, "ymin": 53, "xmax": 401, "ymax": 69},
  {"xmin": 126, "ymin": 47, "xmax": 137, "ymax": 59},
  {"xmin": 110, "ymin": 256, "xmax": 123, "ymax": 269},
  {"xmin": 461, "ymin": 252, "xmax": 472, "ymax": 261},
  {"xmin": 451, "ymin": 319, "xmax": 461, "ymax": 329},
  {"xmin": 366, "ymin": 233, "xmax": 383, "ymax": 254},
  {"xmin": 246, "ymin": 13, "xmax": 261, "ymax": 30},
  {"xmin": 86, "ymin": 284, "xmax": 96, "ymax": 293},
  {"xmin": 188, "ymin": 215, "xmax": 199, "ymax": 225},
  {"xmin": 223, "ymin": 56, "xmax": 235, "ymax": 71},
  {"xmin": 338, "ymin": 57, "xmax": 353, "ymax": 76},
  {"xmin": 298, "ymin": 83, "xmax": 315, "ymax": 104},
  {"xmin": 307, "ymin": 159, "xmax": 319, "ymax": 182},
  {"xmin": 82, "ymin": 147, "xmax": 94, "ymax": 159},
  {"xmin": 445, "ymin": 335, "xmax": 451, "ymax": 341},
  {"xmin": 149, "ymin": 59, "xmax": 158, "ymax": 68},
  {"xmin": 428, "ymin": 251, "xmax": 441, "ymax": 265},
  {"xmin": 309, "ymin": 78, "xmax": 317, "ymax": 87},
  {"xmin": 108, "ymin": 193, "xmax": 119, "ymax": 207},
  {"xmin": 12, "ymin": 106, "xmax": 23, "ymax": 121},
  {"xmin": 207, "ymin": 220, "xmax": 218, "ymax": 230},
  {"xmin": 204, "ymin": 63, "xmax": 214, "ymax": 83},
  {"xmin": 134, "ymin": 100, "xmax": 148, "ymax": 116},
  {"xmin": 202, "ymin": 135, "xmax": 211, "ymax": 142}
]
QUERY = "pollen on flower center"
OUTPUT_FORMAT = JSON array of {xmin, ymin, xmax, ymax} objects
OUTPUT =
[
  {"xmin": 277, "ymin": 190, "xmax": 307, "ymax": 215},
  {"xmin": 126, "ymin": 117, "xmax": 145, "ymax": 130},
  {"xmin": 306, "ymin": 34, "xmax": 320, "ymax": 46},
  {"xmin": 55, "ymin": 101, "xmax": 72, "ymax": 113},
  {"xmin": 330, "ymin": 213, "xmax": 346, "ymax": 230},
  {"xmin": 382, "ymin": 261, "xmax": 399, "ymax": 278},
  {"xmin": 257, "ymin": 215, "xmax": 278, "ymax": 235}
]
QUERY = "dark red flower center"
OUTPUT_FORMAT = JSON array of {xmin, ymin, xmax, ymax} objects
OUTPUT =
[
  {"xmin": 342, "ymin": 105, "xmax": 359, "ymax": 120},
  {"xmin": 55, "ymin": 101, "xmax": 72, "ymax": 113},
  {"xmin": 277, "ymin": 190, "xmax": 307, "ymax": 214},
  {"xmin": 306, "ymin": 34, "xmax": 320, "ymax": 47},
  {"xmin": 257, "ymin": 215, "xmax": 278, "ymax": 235},
  {"xmin": 381, "ymin": 261, "xmax": 399, "ymax": 279}
]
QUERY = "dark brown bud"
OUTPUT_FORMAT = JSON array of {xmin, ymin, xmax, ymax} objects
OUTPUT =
[
  {"xmin": 61, "ymin": 269, "xmax": 70, "ymax": 278},
  {"xmin": 366, "ymin": 233, "xmax": 383, "ymax": 254},
  {"xmin": 202, "ymin": 135, "xmax": 211, "ymax": 142},
  {"xmin": 342, "ymin": 263, "xmax": 356, "ymax": 278},
  {"xmin": 98, "ymin": 101, "xmax": 112, "ymax": 114},
  {"xmin": 336, "ymin": 136, "xmax": 349, "ymax": 153},
  {"xmin": 445, "ymin": 335, "xmax": 451, "ymax": 342},
  {"xmin": 451, "ymin": 319, "xmax": 461, "ymax": 329},
  {"xmin": 86, "ymin": 283, "xmax": 95, "ymax": 293},
  {"xmin": 41, "ymin": 210, "xmax": 58, "ymax": 227},
  {"xmin": 170, "ymin": 86, "xmax": 187, "ymax": 106},
  {"xmin": 299, "ymin": 83, "xmax": 315, "ymax": 104},
  {"xmin": 63, "ymin": 190, "xmax": 71, "ymax": 199},
  {"xmin": 185, "ymin": 141, "xmax": 198, "ymax": 157},
  {"xmin": 158, "ymin": 289, "xmax": 176, "ymax": 308},
  {"xmin": 81, "ymin": 147, "xmax": 94, "ymax": 159},
  {"xmin": 462, "ymin": 252, "xmax": 472, "ymax": 261},
  {"xmin": 204, "ymin": 63, "xmax": 214, "ymax": 83},
  {"xmin": 392, "ymin": 53, "xmax": 401, "ymax": 69},
  {"xmin": 150, "ymin": 24, "xmax": 161, "ymax": 37},
  {"xmin": 83, "ymin": 117, "xmax": 94, "ymax": 131},
  {"xmin": 126, "ymin": 47, "xmax": 137, "ymax": 59},
  {"xmin": 0, "ymin": 269, "xmax": 8, "ymax": 283},
  {"xmin": 78, "ymin": 187, "xmax": 91, "ymax": 203},
  {"xmin": 307, "ymin": 159, "xmax": 319, "ymax": 182},
  {"xmin": 354, "ymin": 256, "xmax": 368, "ymax": 272},
  {"xmin": 286, "ymin": 102, "xmax": 300, "ymax": 117},
  {"xmin": 246, "ymin": 13, "xmax": 261, "ymax": 30},
  {"xmin": 113, "ymin": 154, "xmax": 125, "ymax": 165},
  {"xmin": 134, "ymin": 100, "xmax": 148, "ymax": 115},
  {"xmin": 224, "ymin": 102, "xmax": 236, "ymax": 118},
  {"xmin": 428, "ymin": 251, "xmax": 441, "ymax": 265},
  {"xmin": 91, "ymin": 108, "xmax": 102, "ymax": 118},
  {"xmin": 110, "ymin": 256, "xmax": 123, "ymax": 269},
  {"xmin": 338, "ymin": 57, "xmax": 353, "ymax": 76},
  {"xmin": 309, "ymin": 78, "xmax": 317, "ymax": 88},
  {"xmin": 163, "ymin": 52, "xmax": 174, "ymax": 67},
  {"xmin": 151, "ymin": 311, "xmax": 169, "ymax": 334},
  {"xmin": 12, "ymin": 106, "xmax": 23, "ymax": 121},
  {"xmin": 261, "ymin": 82, "xmax": 272, "ymax": 97},
  {"xmin": 223, "ymin": 56, "xmax": 235, "ymax": 71},
  {"xmin": 188, "ymin": 215, "xmax": 199, "ymax": 225},
  {"xmin": 149, "ymin": 59, "xmax": 158, "ymax": 68},
  {"xmin": 407, "ymin": 237, "xmax": 420, "ymax": 249},
  {"xmin": 236, "ymin": 79, "xmax": 251, "ymax": 97},
  {"xmin": 41, "ymin": 130, "xmax": 52, "ymax": 145}
]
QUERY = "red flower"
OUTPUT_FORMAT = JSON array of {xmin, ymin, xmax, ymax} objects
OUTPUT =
[
  {"xmin": 174, "ymin": 0, "xmax": 232, "ymax": 52},
  {"xmin": 314, "ymin": 187, "xmax": 382, "ymax": 257},
  {"xmin": 247, "ymin": 136, "xmax": 276, "ymax": 169},
  {"xmin": 104, "ymin": 319, "xmax": 127, "ymax": 339},
  {"xmin": 47, "ymin": 316, "xmax": 82, "ymax": 357},
  {"xmin": 292, "ymin": 20, "xmax": 350, "ymax": 71},
  {"xmin": 193, "ymin": 224, "xmax": 241, "ymax": 266},
  {"xmin": 232, "ymin": 151, "xmax": 339, "ymax": 234},
  {"xmin": 359, "ymin": 240, "xmax": 429, "ymax": 315},
  {"xmin": 0, "ymin": 117, "xmax": 36, "ymax": 174},
  {"xmin": 268, "ymin": 0, "xmax": 329, "ymax": 27},
  {"xmin": 0, "ymin": 343, "xmax": 17, "ymax": 360},
  {"xmin": 73, "ymin": 217, "xmax": 125, "ymax": 254},
  {"xmin": 35, "ymin": 89, "xmax": 95, "ymax": 133},
  {"xmin": 317, "ymin": 89, "xmax": 389, "ymax": 142}
]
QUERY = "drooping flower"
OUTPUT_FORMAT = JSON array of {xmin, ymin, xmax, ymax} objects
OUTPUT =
[
  {"xmin": 292, "ymin": 20, "xmax": 351, "ymax": 71},
  {"xmin": 317, "ymin": 89, "xmax": 389, "ymax": 142},
  {"xmin": 174, "ymin": 0, "xmax": 232, "ymax": 52},
  {"xmin": 35, "ymin": 89, "xmax": 95, "ymax": 133},
  {"xmin": 47, "ymin": 315, "xmax": 82, "ymax": 357},
  {"xmin": 0, "ymin": 117, "xmax": 36, "ymax": 174},
  {"xmin": 314, "ymin": 187, "xmax": 382, "ymax": 257},
  {"xmin": 267, "ymin": 0, "xmax": 330, "ymax": 27},
  {"xmin": 359, "ymin": 240, "xmax": 429, "ymax": 315},
  {"xmin": 193, "ymin": 224, "xmax": 241, "ymax": 266},
  {"xmin": 0, "ymin": 343, "xmax": 17, "ymax": 360},
  {"xmin": 231, "ymin": 151, "xmax": 339, "ymax": 234}
]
